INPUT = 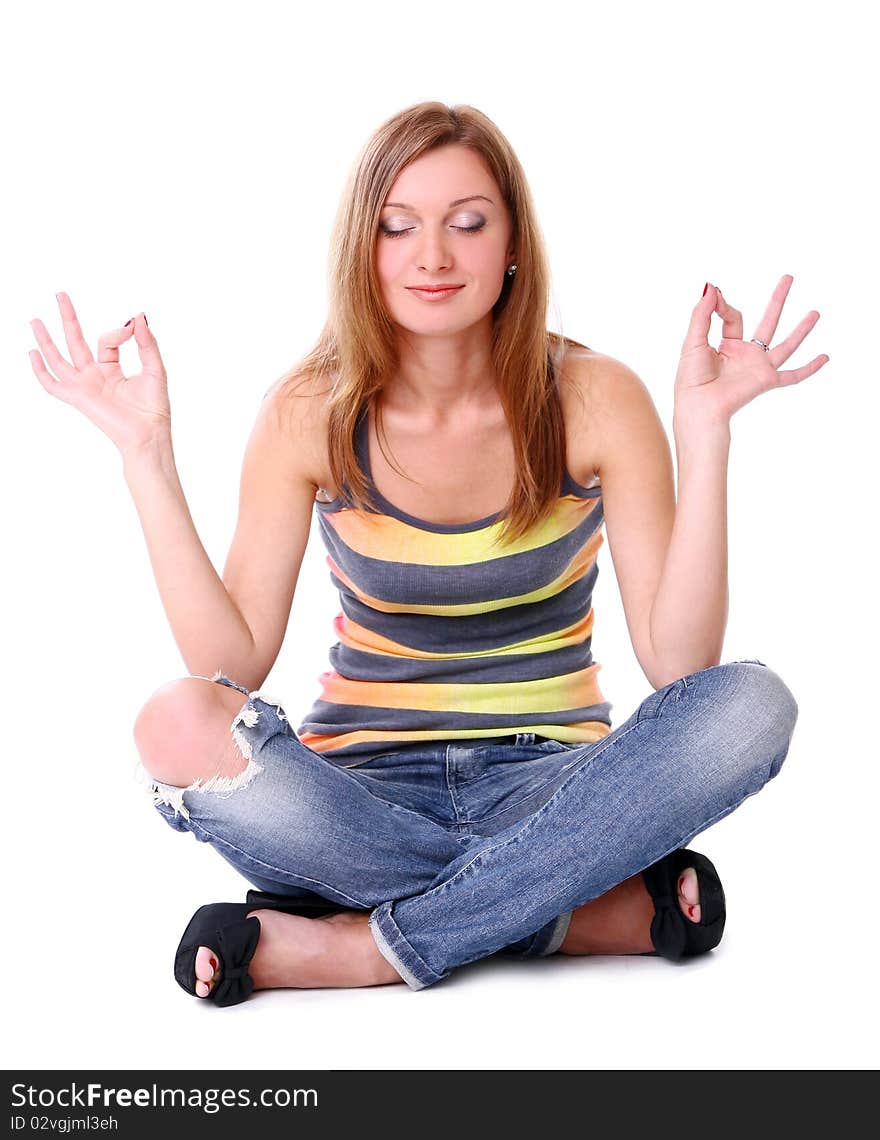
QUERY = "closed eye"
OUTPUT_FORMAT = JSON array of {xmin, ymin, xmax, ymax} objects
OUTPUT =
[{"xmin": 379, "ymin": 222, "xmax": 486, "ymax": 239}]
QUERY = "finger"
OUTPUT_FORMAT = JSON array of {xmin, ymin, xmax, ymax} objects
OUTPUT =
[
  {"xmin": 681, "ymin": 283, "xmax": 719, "ymax": 352},
  {"xmin": 768, "ymin": 310, "xmax": 820, "ymax": 367},
  {"xmin": 29, "ymin": 316, "xmax": 76, "ymax": 382},
  {"xmin": 752, "ymin": 274, "xmax": 794, "ymax": 347},
  {"xmin": 130, "ymin": 311, "xmax": 166, "ymax": 377},
  {"xmin": 56, "ymin": 292, "xmax": 96, "ymax": 370},
  {"xmin": 29, "ymin": 348, "xmax": 75, "ymax": 404},
  {"xmin": 776, "ymin": 353, "xmax": 830, "ymax": 387},
  {"xmin": 715, "ymin": 287, "xmax": 744, "ymax": 342},
  {"xmin": 96, "ymin": 321, "xmax": 136, "ymax": 367}
]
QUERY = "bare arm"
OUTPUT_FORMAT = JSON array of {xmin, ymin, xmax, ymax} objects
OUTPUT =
[
  {"xmin": 122, "ymin": 435, "xmax": 257, "ymax": 682},
  {"xmin": 31, "ymin": 294, "xmax": 317, "ymax": 692},
  {"xmin": 121, "ymin": 385, "xmax": 318, "ymax": 690},
  {"xmin": 572, "ymin": 352, "xmax": 722, "ymax": 690},
  {"xmin": 648, "ymin": 421, "xmax": 730, "ymax": 680},
  {"xmin": 588, "ymin": 281, "xmax": 808, "ymax": 690}
]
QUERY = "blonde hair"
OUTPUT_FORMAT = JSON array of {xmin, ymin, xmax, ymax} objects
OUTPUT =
[{"xmin": 276, "ymin": 100, "xmax": 591, "ymax": 548}]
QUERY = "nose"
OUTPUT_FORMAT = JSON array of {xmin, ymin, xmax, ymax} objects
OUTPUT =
[{"xmin": 415, "ymin": 226, "xmax": 452, "ymax": 273}]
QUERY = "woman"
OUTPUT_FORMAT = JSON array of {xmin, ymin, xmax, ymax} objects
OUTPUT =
[{"xmin": 29, "ymin": 102, "xmax": 823, "ymax": 1004}]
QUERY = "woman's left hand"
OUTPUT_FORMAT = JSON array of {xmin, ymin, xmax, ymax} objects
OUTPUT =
[{"xmin": 673, "ymin": 274, "xmax": 829, "ymax": 429}]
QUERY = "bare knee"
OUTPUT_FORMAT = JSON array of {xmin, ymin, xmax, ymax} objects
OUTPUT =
[{"xmin": 134, "ymin": 677, "xmax": 251, "ymax": 788}]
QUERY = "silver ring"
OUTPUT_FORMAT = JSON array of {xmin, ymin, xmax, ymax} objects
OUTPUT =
[{"xmin": 750, "ymin": 337, "xmax": 770, "ymax": 352}]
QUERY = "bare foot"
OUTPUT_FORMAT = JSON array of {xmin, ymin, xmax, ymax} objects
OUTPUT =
[
  {"xmin": 558, "ymin": 866, "xmax": 701, "ymax": 956},
  {"xmin": 193, "ymin": 910, "xmax": 403, "ymax": 998}
]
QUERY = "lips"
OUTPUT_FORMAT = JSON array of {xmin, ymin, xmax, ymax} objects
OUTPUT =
[
  {"xmin": 406, "ymin": 285, "xmax": 464, "ymax": 293},
  {"xmin": 406, "ymin": 285, "xmax": 466, "ymax": 302}
]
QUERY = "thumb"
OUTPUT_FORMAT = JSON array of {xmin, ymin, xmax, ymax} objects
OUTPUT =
[
  {"xmin": 681, "ymin": 282, "xmax": 718, "ymax": 353},
  {"xmin": 131, "ymin": 311, "xmax": 166, "ymax": 376}
]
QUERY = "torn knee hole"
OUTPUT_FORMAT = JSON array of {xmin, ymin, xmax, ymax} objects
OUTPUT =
[
  {"xmin": 149, "ymin": 755, "xmax": 264, "ymax": 821},
  {"xmin": 148, "ymin": 698, "xmax": 266, "ymax": 821}
]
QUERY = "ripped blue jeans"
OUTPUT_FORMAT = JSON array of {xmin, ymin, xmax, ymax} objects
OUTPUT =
[{"xmin": 150, "ymin": 659, "xmax": 798, "ymax": 991}]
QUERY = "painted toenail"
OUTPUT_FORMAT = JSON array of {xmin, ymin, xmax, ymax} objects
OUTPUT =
[{"xmin": 196, "ymin": 982, "xmax": 209, "ymax": 997}]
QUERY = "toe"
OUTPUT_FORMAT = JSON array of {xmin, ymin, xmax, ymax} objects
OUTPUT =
[
  {"xmin": 194, "ymin": 945, "xmax": 218, "ymax": 997},
  {"xmin": 678, "ymin": 867, "xmax": 701, "ymax": 924}
]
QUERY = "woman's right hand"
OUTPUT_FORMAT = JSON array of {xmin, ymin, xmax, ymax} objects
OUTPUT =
[{"xmin": 29, "ymin": 292, "xmax": 172, "ymax": 456}]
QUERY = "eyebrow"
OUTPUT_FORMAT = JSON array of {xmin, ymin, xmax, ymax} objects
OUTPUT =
[{"xmin": 381, "ymin": 195, "xmax": 495, "ymax": 210}]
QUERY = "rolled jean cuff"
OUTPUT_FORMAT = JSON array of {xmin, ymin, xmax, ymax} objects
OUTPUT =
[
  {"xmin": 528, "ymin": 909, "xmax": 573, "ymax": 957},
  {"xmin": 501, "ymin": 909, "xmax": 573, "ymax": 958},
  {"xmin": 368, "ymin": 902, "xmax": 447, "ymax": 992}
]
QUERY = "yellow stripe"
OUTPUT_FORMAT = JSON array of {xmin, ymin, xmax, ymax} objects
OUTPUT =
[
  {"xmin": 315, "ymin": 664, "xmax": 605, "ymax": 715},
  {"xmin": 326, "ymin": 528, "xmax": 604, "ymax": 617},
  {"xmin": 322, "ymin": 493, "xmax": 601, "ymax": 565}
]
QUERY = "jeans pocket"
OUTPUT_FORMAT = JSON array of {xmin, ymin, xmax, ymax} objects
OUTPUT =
[
  {"xmin": 532, "ymin": 738, "xmax": 575, "ymax": 754},
  {"xmin": 336, "ymin": 750, "xmax": 400, "ymax": 769}
]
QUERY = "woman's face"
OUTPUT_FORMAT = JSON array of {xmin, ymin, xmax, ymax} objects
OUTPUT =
[{"xmin": 374, "ymin": 144, "xmax": 515, "ymax": 337}]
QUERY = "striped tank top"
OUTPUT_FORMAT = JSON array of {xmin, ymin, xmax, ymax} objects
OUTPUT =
[{"xmin": 295, "ymin": 404, "xmax": 613, "ymax": 759}]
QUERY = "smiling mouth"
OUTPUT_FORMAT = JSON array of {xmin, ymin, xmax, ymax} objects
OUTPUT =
[{"xmin": 406, "ymin": 285, "xmax": 465, "ymax": 298}]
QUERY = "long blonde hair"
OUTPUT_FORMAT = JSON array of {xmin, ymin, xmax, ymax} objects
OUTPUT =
[{"xmin": 276, "ymin": 100, "xmax": 590, "ymax": 547}]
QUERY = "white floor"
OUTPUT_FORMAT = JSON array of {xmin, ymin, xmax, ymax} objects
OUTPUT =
[{"xmin": 5, "ymin": 705, "xmax": 873, "ymax": 1071}]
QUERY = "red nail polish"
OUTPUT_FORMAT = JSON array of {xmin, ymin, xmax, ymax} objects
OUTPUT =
[
  {"xmin": 702, "ymin": 282, "xmax": 709, "ymax": 297},
  {"xmin": 143, "ymin": 313, "xmax": 148, "ymax": 327},
  {"xmin": 124, "ymin": 319, "xmax": 133, "ymax": 327}
]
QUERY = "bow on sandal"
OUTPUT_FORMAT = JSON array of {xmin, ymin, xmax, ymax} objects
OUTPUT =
[
  {"xmin": 174, "ymin": 890, "xmax": 348, "ymax": 1007},
  {"xmin": 642, "ymin": 847, "xmax": 726, "ymax": 960}
]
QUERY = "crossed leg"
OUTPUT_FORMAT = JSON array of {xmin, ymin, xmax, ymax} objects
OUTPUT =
[{"xmin": 135, "ymin": 677, "xmax": 702, "ymax": 998}]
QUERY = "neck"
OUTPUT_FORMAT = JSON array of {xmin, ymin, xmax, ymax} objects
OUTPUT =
[{"xmin": 386, "ymin": 321, "xmax": 498, "ymax": 418}]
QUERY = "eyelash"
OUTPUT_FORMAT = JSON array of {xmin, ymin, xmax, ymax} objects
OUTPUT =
[{"xmin": 379, "ymin": 222, "xmax": 486, "ymax": 239}]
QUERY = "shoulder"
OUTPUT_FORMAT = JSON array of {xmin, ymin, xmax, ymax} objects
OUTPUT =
[
  {"xmin": 248, "ymin": 368, "xmax": 335, "ymax": 492},
  {"xmin": 262, "ymin": 368, "xmax": 334, "ymax": 434},
  {"xmin": 557, "ymin": 347, "xmax": 665, "ymax": 480},
  {"xmin": 557, "ymin": 345, "xmax": 656, "ymax": 422}
]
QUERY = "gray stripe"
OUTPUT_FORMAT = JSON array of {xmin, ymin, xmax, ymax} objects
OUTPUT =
[
  {"xmin": 317, "ymin": 502, "xmax": 604, "ymax": 606},
  {"xmin": 335, "ymin": 566, "xmax": 598, "ymax": 653},
  {"xmin": 328, "ymin": 640, "xmax": 595, "ymax": 683}
]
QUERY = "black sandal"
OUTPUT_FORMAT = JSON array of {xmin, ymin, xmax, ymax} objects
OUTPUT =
[
  {"xmin": 174, "ymin": 890, "xmax": 349, "ymax": 1007},
  {"xmin": 641, "ymin": 847, "xmax": 726, "ymax": 960}
]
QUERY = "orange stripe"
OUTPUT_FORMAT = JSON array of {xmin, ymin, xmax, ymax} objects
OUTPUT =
[
  {"xmin": 298, "ymin": 721, "xmax": 611, "ymax": 754},
  {"xmin": 314, "ymin": 663, "xmax": 606, "ymax": 715}
]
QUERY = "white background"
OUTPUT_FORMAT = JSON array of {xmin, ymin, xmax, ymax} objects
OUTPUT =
[{"xmin": 2, "ymin": 0, "xmax": 875, "ymax": 1071}]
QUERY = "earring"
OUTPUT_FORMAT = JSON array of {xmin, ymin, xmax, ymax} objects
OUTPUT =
[{"xmin": 506, "ymin": 264, "xmax": 517, "ymax": 276}]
